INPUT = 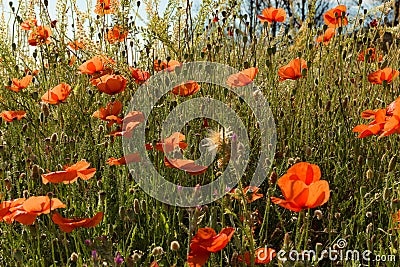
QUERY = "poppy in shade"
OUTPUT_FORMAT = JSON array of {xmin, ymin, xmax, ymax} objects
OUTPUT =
[
  {"xmin": 187, "ymin": 227, "xmax": 235, "ymax": 267},
  {"xmin": 164, "ymin": 157, "xmax": 208, "ymax": 176},
  {"xmin": 257, "ymin": 7, "xmax": 286, "ymax": 23},
  {"xmin": 227, "ymin": 67, "xmax": 258, "ymax": 87},
  {"xmin": 271, "ymin": 162, "xmax": 330, "ymax": 212},
  {"xmin": 28, "ymin": 26, "xmax": 52, "ymax": 46},
  {"xmin": 278, "ymin": 58, "xmax": 308, "ymax": 81},
  {"xmin": 357, "ymin": 48, "xmax": 383, "ymax": 63},
  {"xmin": 52, "ymin": 212, "xmax": 103, "ymax": 232},
  {"xmin": 92, "ymin": 100, "xmax": 123, "ymax": 127},
  {"xmin": 316, "ymin": 28, "xmax": 335, "ymax": 45},
  {"xmin": 238, "ymin": 247, "xmax": 276, "ymax": 265},
  {"xmin": 0, "ymin": 111, "xmax": 26, "ymax": 122},
  {"xmin": 106, "ymin": 153, "xmax": 141, "ymax": 165},
  {"xmin": 367, "ymin": 68, "xmax": 399, "ymax": 85},
  {"xmin": 41, "ymin": 160, "xmax": 96, "ymax": 184},
  {"xmin": 323, "ymin": 5, "xmax": 348, "ymax": 28},
  {"xmin": 130, "ymin": 67, "xmax": 151, "ymax": 84},
  {"xmin": 41, "ymin": 83, "xmax": 71, "ymax": 104},
  {"xmin": 171, "ymin": 81, "xmax": 200, "ymax": 96}
]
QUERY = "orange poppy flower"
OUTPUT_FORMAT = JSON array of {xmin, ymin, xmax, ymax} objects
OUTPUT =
[
  {"xmin": 164, "ymin": 157, "xmax": 208, "ymax": 176},
  {"xmin": 106, "ymin": 153, "xmax": 141, "ymax": 165},
  {"xmin": 110, "ymin": 111, "xmax": 145, "ymax": 138},
  {"xmin": 41, "ymin": 160, "xmax": 96, "ymax": 184},
  {"xmin": 357, "ymin": 48, "xmax": 383, "ymax": 63},
  {"xmin": 10, "ymin": 196, "xmax": 66, "ymax": 225},
  {"xmin": 52, "ymin": 211, "xmax": 103, "ymax": 232},
  {"xmin": 28, "ymin": 26, "xmax": 52, "ymax": 46},
  {"xmin": 353, "ymin": 109, "xmax": 387, "ymax": 138},
  {"xmin": 316, "ymin": 28, "xmax": 335, "ymax": 45},
  {"xmin": 130, "ymin": 67, "xmax": 151, "ymax": 84},
  {"xmin": 187, "ymin": 227, "xmax": 235, "ymax": 267},
  {"xmin": 68, "ymin": 40, "xmax": 85, "ymax": 50},
  {"xmin": 278, "ymin": 58, "xmax": 308, "ymax": 81},
  {"xmin": 6, "ymin": 75, "xmax": 33, "ymax": 92},
  {"xmin": 257, "ymin": 7, "xmax": 286, "ymax": 23},
  {"xmin": 226, "ymin": 67, "xmax": 258, "ymax": 87},
  {"xmin": 106, "ymin": 25, "xmax": 128, "ymax": 44},
  {"xmin": 41, "ymin": 83, "xmax": 72, "ymax": 104},
  {"xmin": 271, "ymin": 162, "xmax": 330, "ymax": 212},
  {"xmin": 146, "ymin": 132, "xmax": 188, "ymax": 153},
  {"xmin": 0, "ymin": 111, "xmax": 26, "ymax": 122},
  {"xmin": 79, "ymin": 56, "xmax": 112, "ymax": 76},
  {"xmin": 238, "ymin": 247, "xmax": 276, "ymax": 265},
  {"xmin": 92, "ymin": 100, "xmax": 123, "ymax": 127},
  {"xmin": 171, "ymin": 81, "xmax": 200, "ymax": 96},
  {"xmin": 367, "ymin": 68, "xmax": 399, "ymax": 85},
  {"xmin": 95, "ymin": 0, "xmax": 118, "ymax": 15},
  {"xmin": 20, "ymin": 19, "xmax": 37, "ymax": 30},
  {"xmin": 231, "ymin": 186, "xmax": 263, "ymax": 203},
  {"xmin": 0, "ymin": 198, "xmax": 25, "ymax": 223},
  {"xmin": 324, "ymin": 5, "xmax": 348, "ymax": 28},
  {"xmin": 154, "ymin": 60, "xmax": 181, "ymax": 72},
  {"xmin": 91, "ymin": 74, "xmax": 127, "ymax": 95}
]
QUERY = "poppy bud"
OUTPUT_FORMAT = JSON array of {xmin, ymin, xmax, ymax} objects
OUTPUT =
[
  {"xmin": 4, "ymin": 178, "xmax": 11, "ymax": 191},
  {"xmin": 230, "ymin": 251, "xmax": 239, "ymax": 266},
  {"xmin": 141, "ymin": 200, "xmax": 146, "ymax": 212},
  {"xmin": 134, "ymin": 198, "xmax": 140, "ymax": 214},
  {"xmin": 137, "ymin": 1, "xmax": 140, "ymax": 7},
  {"xmin": 283, "ymin": 232, "xmax": 291, "ymax": 248},
  {"xmin": 335, "ymin": 212, "xmax": 341, "ymax": 219},
  {"xmin": 119, "ymin": 206, "xmax": 126, "ymax": 219},
  {"xmin": 288, "ymin": 158, "xmax": 295, "ymax": 165},
  {"xmin": 388, "ymin": 156, "xmax": 397, "ymax": 172},
  {"xmin": 325, "ymin": 100, "xmax": 331, "ymax": 112},
  {"xmin": 32, "ymin": 164, "xmax": 40, "ymax": 179},
  {"xmin": 70, "ymin": 252, "xmax": 78, "ymax": 262},
  {"xmin": 295, "ymin": 157, "xmax": 301, "ymax": 163},
  {"xmin": 170, "ymin": 240, "xmax": 180, "ymax": 251},
  {"xmin": 366, "ymin": 169, "xmax": 373, "ymax": 180},
  {"xmin": 151, "ymin": 246, "xmax": 163, "ymax": 256},
  {"xmin": 51, "ymin": 133, "xmax": 58, "ymax": 143},
  {"xmin": 314, "ymin": 210, "xmax": 323, "ymax": 220},
  {"xmin": 98, "ymin": 191, "xmax": 106, "ymax": 202},
  {"xmin": 0, "ymin": 145, "xmax": 4, "ymax": 153},
  {"xmin": 269, "ymin": 168, "xmax": 277, "ymax": 184},
  {"xmin": 365, "ymin": 211, "xmax": 372, "ymax": 218},
  {"xmin": 366, "ymin": 223, "xmax": 373, "ymax": 234}
]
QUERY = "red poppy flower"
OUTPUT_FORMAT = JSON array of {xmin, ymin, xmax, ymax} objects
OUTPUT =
[
  {"xmin": 79, "ymin": 56, "xmax": 112, "ymax": 76},
  {"xmin": 146, "ymin": 132, "xmax": 188, "ymax": 153},
  {"xmin": 110, "ymin": 111, "xmax": 145, "ymax": 138},
  {"xmin": 357, "ymin": 48, "xmax": 383, "ymax": 63},
  {"xmin": 68, "ymin": 40, "xmax": 85, "ymax": 50},
  {"xmin": 150, "ymin": 261, "xmax": 159, "ymax": 267},
  {"xmin": 41, "ymin": 83, "xmax": 72, "ymax": 104},
  {"xmin": 316, "ymin": 28, "xmax": 335, "ymax": 45},
  {"xmin": 324, "ymin": 5, "xmax": 348, "ymax": 28},
  {"xmin": 130, "ymin": 67, "xmax": 151, "ymax": 84},
  {"xmin": 238, "ymin": 247, "xmax": 276, "ymax": 265},
  {"xmin": 92, "ymin": 100, "xmax": 123, "ymax": 127},
  {"xmin": 154, "ymin": 60, "xmax": 181, "ymax": 72},
  {"xmin": 227, "ymin": 67, "xmax": 258, "ymax": 87},
  {"xmin": 95, "ymin": 0, "xmax": 118, "ymax": 15},
  {"xmin": 353, "ymin": 109, "xmax": 387, "ymax": 138},
  {"xmin": 41, "ymin": 160, "xmax": 96, "ymax": 184},
  {"xmin": 28, "ymin": 26, "xmax": 52, "ymax": 46},
  {"xmin": 9, "ymin": 196, "xmax": 66, "ymax": 225},
  {"xmin": 367, "ymin": 68, "xmax": 399, "ymax": 85},
  {"xmin": 278, "ymin": 58, "xmax": 308, "ymax": 81},
  {"xmin": 106, "ymin": 25, "xmax": 128, "ymax": 44},
  {"xmin": 164, "ymin": 157, "xmax": 208, "ymax": 176},
  {"xmin": 0, "ymin": 198, "xmax": 25, "ymax": 223},
  {"xmin": 6, "ymin": 75, "xmax": 33, "ymax": 92},
  {"xmin": 106, "ymin": 153, "xmax": 141, "ymax": 165},
  {"xmin": 0, "ymin": 111, "xmax": 26, "ymax": 122},
  {"xmin": 20, "ymin": 19, "xmax": 37, "ymax": 30},
  {"xmin": 171, "ymin": 81, "xmax": 200, "ymax": 96},
  {"xmin": 231, "ymin": 186, "xmax": 263, "ymax": 203},
  {"xmin": 52, "ymin": 211, "xmax": 103, "ymax": 232},
  {"xmin": 257, "ymin": 7, "xmax": 286, "ymax": 23},
  {"xmin": 91, "ymin": 74, "xmax": 127, "ymax": 95},
  {"xmin": 187, "ymin": 227, "xmax": 235, "ymax": 267},
  {"xmin": 271, "ymin": 162, "xmax": 330, "ymax": 212}
]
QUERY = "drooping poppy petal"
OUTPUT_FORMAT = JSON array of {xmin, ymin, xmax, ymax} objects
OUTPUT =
[
  {"xmin": 52, "ymin": 211, "xmax": 103, "ymax": 232},
  {"xmin": 0, "ymin": 111, "xmax": 26, "ymax": 122},
  {"xmin": 231, "ymin": 186, "xmax": 263, "ymax": 203},
  {"xmin": 171, "ymin": 81, "xmax": 200, "ymax": 96},
  {"xmin": 164, "ymin": 157, "xmax": 208, "ymax": 176},
  {"xmin": 41, "ymin": 83, "xmax": 72, "ymax": 104},
  {"xmin": 106, "ymin": 153, "xmax": 141, "ymax": 165},
  {"xmin": 226, "ymin": 67, "xmax": 258, "ymax": 87},
  {"xmin": 93, "ymin": 101, "xmax": 123, "ymax": 127},
  {"xmin": 316, "ymin": 28, "xmax": 335, "ymax": 45},
  {"xmin": 42, "ymin": 160, "xmax": 96, "ymax": 184},
  {"xmin": 146, "ymin": 132, "xmax": 188, "ymax": 153},
  {"xmin": 6, "ymin": 75, "xmax": 33, "ymax": 92}
]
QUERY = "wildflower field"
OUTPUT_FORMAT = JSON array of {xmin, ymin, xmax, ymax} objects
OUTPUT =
[{"xmin": 0, "ymin": 0, "xmax": 400, "ymax": 266}]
